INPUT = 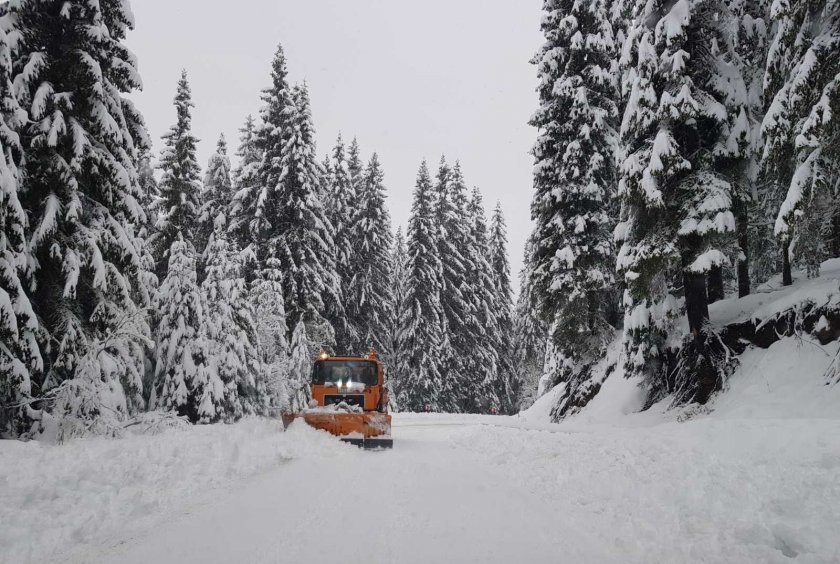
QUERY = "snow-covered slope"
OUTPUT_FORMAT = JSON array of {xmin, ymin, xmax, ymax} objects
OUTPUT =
[
  {"xmin": 709, "ymin": 258, "xmax": 840, "ymax": 329},
  {"xmin": 527, "ymin": 258, "xmax": 840, "ymax": 427},
  {"xmin": 542, "ymin": 332, "xmax": 840, "ymax": 427}
]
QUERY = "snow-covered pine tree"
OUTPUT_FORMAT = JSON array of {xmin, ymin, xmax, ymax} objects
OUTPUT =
[
  {"xmin": 345, "ymin": 153, "xmax": 394, "ymax": 356},
  {"xmin": 763, "ymin": 1, "xmax": 840, "ymax": 280},
  {"xmin": 6, "ymin": 0, "xmax": 154, "ymax": 431},
  {"xmin": 401, "ymin": 161, "xmax": 445, "ymax": 411},
  {"xmin": 136, "ymin": 152, "xmax": 160, "ymax": 408},
  {"xmin": 153, "ymin": 71, "xmax": 202, "ymax": 281},
  {"xmin": 718, "ymin": 0, "xmax": 770, "ymax": 297},
  {"xmin": 488, "ymin": 202, "xmax": 517, "ymax": 413},
  {"xmin": 229, "ymin": 114, "xmax": 263, "ymax": 252},
  {"xmin": 197, "ymin": 134, "xmax": 233, "ymax": 261},
  {"xmin": 251, "ymin": 45, "xmax": 294, "ymax": 264},
  {"xmin": 464, "ymin": 187, "xmax": 502, "ymax": 413},
  {"xmin": 432, "ymin": 158, "xmax": 471, "ymax": 411},
  {"xmin": 276, "ymin": 83, "xmax": 341, "ymax": 351},
  {"xmin": 347, "ymin": 138, "xmax": 365, "ymax": 191},
  {"xmin": 512, "ymin": 235, "xmax": 547, "ymax": 410},
  {"xmin": 152, "ymin": 235, "xmax": 216, "ymax": 423},
  {"xmin": 0, "ymin": 20, "xmax": 42, "ymax": 437},
  {"xmin": 386, "ymin": 227, "xmax": 410, "ymax": 405},
  {"xmin": 250, "ymin": 257, "xmax": 289, "ymax": 409},
  {"xmin": 321, "ymin": 152, "xmax": 334, "ymax": 184},
  {"xmin": 287, "ymin": 320, "xmax": 312, "ymax": 412},
  {"xmin": 200, "ymin": 219, "xmax": 265, "ymax": 421},
  {"xmin": 325, "ymin": 134, "xmax": 357, "ymax": 351},
  {"xmin": 617, "ymin": 0, "xmax": 737, "ymax": 404},
  {"xmin": 529, "ymin": 0, "xmax": 619, "ymax": 403}
]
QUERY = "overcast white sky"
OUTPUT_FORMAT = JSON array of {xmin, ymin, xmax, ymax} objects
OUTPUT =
[{"xmin": 127, "ymin": 0, "xmax": 542, "ymax": 282}]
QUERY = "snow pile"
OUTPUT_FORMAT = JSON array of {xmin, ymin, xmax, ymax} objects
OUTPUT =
[
  {"xmin": 304, "ymin": 401, "xmax": 363, "ymax": 413},
  {"xmin": 708, "ymin": 257, "xmax": 840, "ymax": 329},
  {"xmin": 710, "ymin": 336, "xmax": 840, "ymax": 419},
  {"xmin": 0, "ymin": 419, "xmax": 357, "ymax": 564}
]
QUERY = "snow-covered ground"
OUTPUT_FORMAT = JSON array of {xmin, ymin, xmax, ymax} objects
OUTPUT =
[
  {"xmin": 4, "ymin": 263, "xmax": 840, "ymax": 564},
  {"xmin": 3, "ymin": 329, "xmax": 839, "ymax": 564}
]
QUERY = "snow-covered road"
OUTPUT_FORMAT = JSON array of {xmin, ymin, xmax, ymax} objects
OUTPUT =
[
  {"xmin": 60, "ymin": 418, "xmax": 582, "ymax": 564},
  {"xmin": 39, "ymin": 412, "xmax": 839, "ymax": 564}
]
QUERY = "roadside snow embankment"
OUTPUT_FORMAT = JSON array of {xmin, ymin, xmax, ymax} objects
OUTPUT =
[
  {"xmin": 516, "ymin": 291, "xmax": 840, "ymax": 562},
  {"xmin": 0, "ymin": 419, "xmax": 355, "ymax": 564}
]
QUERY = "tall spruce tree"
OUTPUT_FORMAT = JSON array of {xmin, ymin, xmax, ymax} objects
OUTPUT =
[
  {"xmin": 0, "ymin": 20, "xmax": 41, "ymax": 437},
  {"xmin": 154, "ymin": 71, "xmax": 202, "ymax": 280},
  {"xmin": 250, "ymin": 257, "xmax": 289, "ymax": 407},
  {"xmin": 345, "ymin": 153, "xmax": 394, "ymax": 355},
  {"xmin": 197, "ymin": 134, "xmax": 233, "ymax": 260},
  {"xmin": 325, "ymin": 134, "xmax": 357, "ymax": 351},
  {"xmin": 617, "ymin": 0, "xmax": 737, "ymax": 404},
  {"xmin": 489, "ymin": 202, "xmax": 517, "ymax": 413},
  {"xmin": 6, "ymin": 0, "xmax": 154, "ymax": 431},
  {"xmin": 512, "ymin": 235, "xmax": 548, "ymax": 410},
  {"xmin": 152, "ymin": 236, "xmax": 214, "ymax": 422},
  {"xmin": 276, "ymin": 83, "xmax": 341, "ymax": 350},
  {"xmin": 229, "ymin": 114, "xmax": 262, "ymax": 251},
  {"xmin": 230, "ymin": 45, "xmax": 293, "ymax": 263},
  {"xmin": 763, "ymin": 1, "xmax": 840, "ymax": 281},
  {"xmin": 347, "ymin": 138, "xmax": 365, "ymax": 193},
  {"xmin": 530, "ymin": 0, "xmax": 619, "ymax": 392},
  {"xmin": 386, "ymin": 227, "xmax": 410, "ymax": 404},
  {"xmin": 722, "ymin": 0, "xmax": 770, "ymax": 297},
  {"xmin": 402, "ymin": 161, "xmax": 445, "ymax": 411},
  {"xmin": 433, "ymin": 158, "xmax": 471, "ymax": 410},
  {"xmin": 200, "ymin": 221, "xmax": 265, "ymax": 421},
  {"xmin": 465, "ymin": 187, "xmax": 502, "ymax": 413}
]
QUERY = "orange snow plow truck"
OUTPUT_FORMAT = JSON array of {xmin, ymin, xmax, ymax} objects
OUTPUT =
[{"xmin": 282, "ymin": 351, "xmax": 393, "ymax": 449}]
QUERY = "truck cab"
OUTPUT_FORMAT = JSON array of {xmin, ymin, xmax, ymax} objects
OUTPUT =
[{"xmin": 311, "ymin": 353, "xmax": 389, "ymax": 412}]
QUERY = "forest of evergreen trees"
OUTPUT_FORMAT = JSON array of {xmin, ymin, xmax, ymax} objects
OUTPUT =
[
  {"xmin": 0, "ymin": 1, "xmax": 518, "ymax": 440},
  {"xmin": 518, "ymin": 0, "xmax": 840, "ymax": 420},
  {"xmin": 3, "ymin": 0, "xmax": 837, "ymax": 439}
]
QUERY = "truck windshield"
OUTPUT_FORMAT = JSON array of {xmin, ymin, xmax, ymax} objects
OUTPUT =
[{"xmin": 312, "ymin": 360, "xmax": 378, "ymax": 386}]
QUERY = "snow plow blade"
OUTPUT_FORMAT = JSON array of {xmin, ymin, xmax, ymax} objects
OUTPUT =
[
  {"xmin": 340, "ymin": 436, "xmax": 393, "ymax": 449},
  {"xmin": 283, "ymin": 411, "xmax": 392, "ymax": 449}
]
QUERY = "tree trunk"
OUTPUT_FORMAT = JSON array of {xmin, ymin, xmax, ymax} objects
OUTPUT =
[
  {"xmin": 832, "ymin": 209, "xmax": 840, "ymax": 258},
  {"xmin": 684, "ymin": 270, "xmax": 710, "ymax": 341},
  {"xmin": 782, "ymin": 240, "xmax": 793, "ymax": 286},
  {"xmin": 737, "ymin": 202, "xmax": 751, "ymax": 297},
  {"xmin": 707, "ymin": 265, "xmax": 724, "ymax": 304}
]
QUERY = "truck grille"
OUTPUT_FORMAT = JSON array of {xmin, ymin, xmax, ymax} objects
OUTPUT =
[{"xmin": 323, "ymin": 394, "xmax": 365, "ymax": 408}]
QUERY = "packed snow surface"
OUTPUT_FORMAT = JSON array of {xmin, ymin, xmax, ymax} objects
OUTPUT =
[{"xmin": 3, "ymin": 336, "xmax": 840, "ymax": 564}]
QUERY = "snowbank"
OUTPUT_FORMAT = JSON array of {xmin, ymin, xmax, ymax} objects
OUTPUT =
[
  {"xmin": 0, "ymin": 418, "xmax": 358, "ymax": 564},
  {"xmin": 525, "ymin": 257, "xmax": 840, "ymax": 427},
  {"xmin": 710, "ymin": 257, "xmax": 840, "ymax": 328},
  {"xmin": 528, "ymin": 333, "xmax": 840, "ymax": 427}
]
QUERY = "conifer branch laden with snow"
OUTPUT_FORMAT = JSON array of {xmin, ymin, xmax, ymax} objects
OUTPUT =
[{"xmin": 1, "ymin": 0, "xmax": 154, "ymax": 437}]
